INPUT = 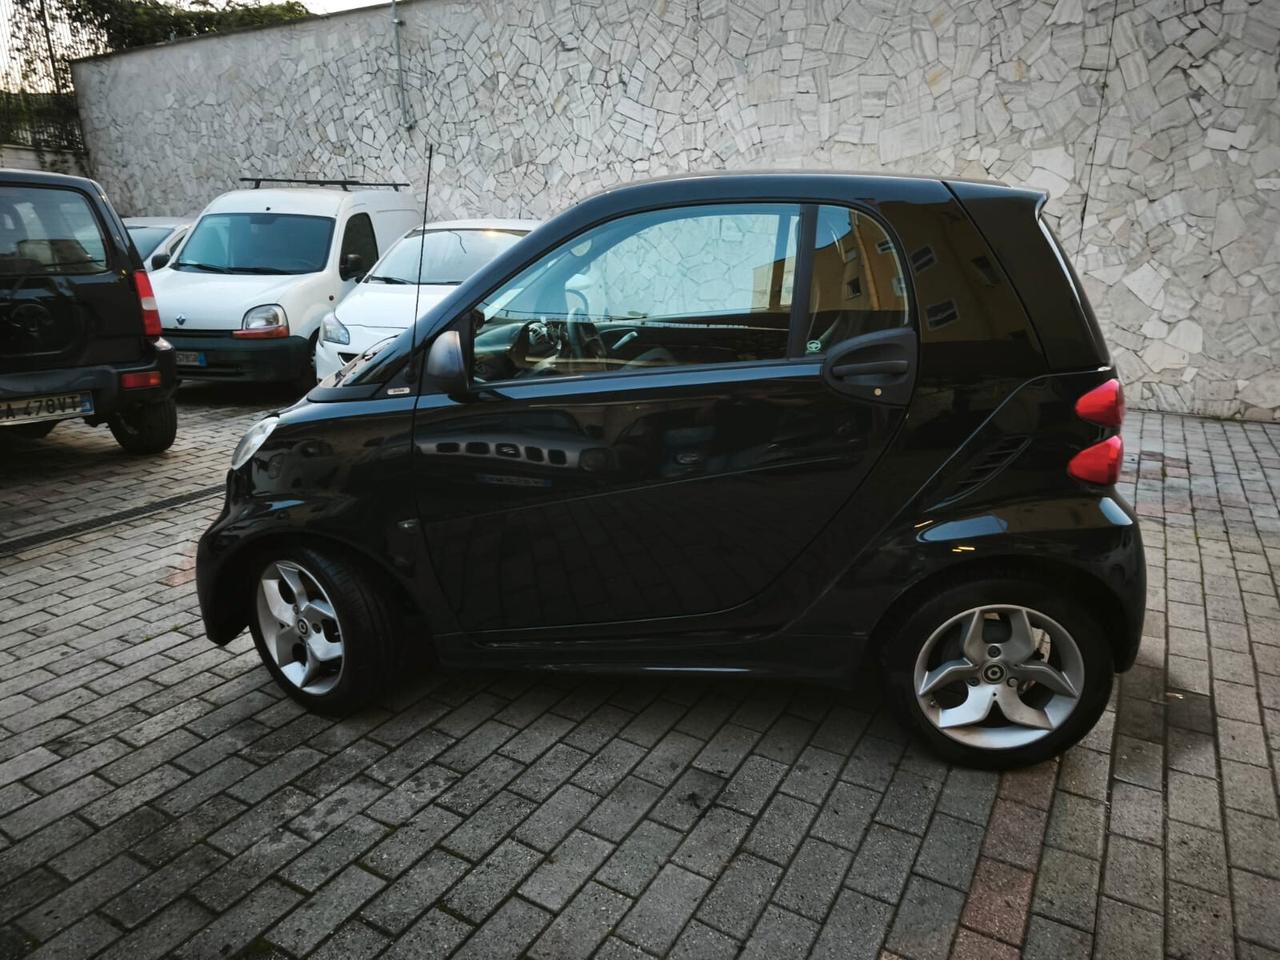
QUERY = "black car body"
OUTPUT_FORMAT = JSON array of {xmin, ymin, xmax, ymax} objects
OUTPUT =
[
  {"xmin": 1, "ymin": 169, "xmax": 178, "ymax": 453},
  {"xmin": 196, "ymin": 172, "xmax": 1144, "ymax": 767}
]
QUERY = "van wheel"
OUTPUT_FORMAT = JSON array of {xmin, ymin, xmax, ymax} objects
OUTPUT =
[
  {"xmin": 882, "ymin": 577, "xmax": 1112, "ymax": 769},
  {"xmin": 109, "ymin": 399, "xmax": 177, "ymax": 454},
  {"xmin": 293, "ymin": 332, "xmax": 319, "ymax": 394},
  {"xmin": 248, "ymin": 546, "xmax": 396, "ymax": 712}
]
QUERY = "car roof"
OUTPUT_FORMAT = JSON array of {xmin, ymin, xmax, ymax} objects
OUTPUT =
[
  {"xmin": 409, "ymin": 218, "xmax": 542, "ymax": 235},
  {"xmin": 201, "ymin": 187, "xmax": 413, "ymax": 218},
  {"xmin": 0, "ymin": 167, "xmax": 103, "ymax": 191},
  {"xmin": 123, "ymin": 216, "xmax": 192, "ymax": 228}
]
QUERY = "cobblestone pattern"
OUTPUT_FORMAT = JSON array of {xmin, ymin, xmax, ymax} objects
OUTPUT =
[
  {"xmin": 0, "ymin": 397, "xmax": 1278, "ymax": 959},
  {"xmin": 71, "ymin": 0, "xmax": 1280, "ymax": 419}
]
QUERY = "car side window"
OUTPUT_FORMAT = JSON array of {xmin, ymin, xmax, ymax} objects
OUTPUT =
[
  {"xmin": 805, "ymin": 205, "xmax": 909, "ymax": 355},
  {"xmin": 471, "ymin": 204, "xmax": 800, "ymax": 383},
  {"xmin": 340, "ymin": 213, "xmax": 378, "ymax": 279}
]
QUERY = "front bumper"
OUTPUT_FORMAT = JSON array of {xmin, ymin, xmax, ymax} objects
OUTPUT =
[
  {"xmin": 164, "ymin": 330, "xmax": 311, "ymax": 383},
  {"xmin": 0, "ymin": 341, "xmax": 178, "ymax": 424}
]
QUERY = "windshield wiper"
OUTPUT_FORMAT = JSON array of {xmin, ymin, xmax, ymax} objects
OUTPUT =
[
  {"xmin": 365, "ymin": 275, "xmax": 411, "ymax": 285},
  {"xmin": 176, "ymin": 261, "xmax": 228, "ymax": 273},
  {"xmin": 231, "ymin": 266, "xmax": 293, "ymax": 275}
]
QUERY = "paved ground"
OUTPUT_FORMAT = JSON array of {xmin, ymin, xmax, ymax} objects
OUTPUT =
[{"xmin": 0, "ymin": 390, "xmax": 1278, "ymax": 960}]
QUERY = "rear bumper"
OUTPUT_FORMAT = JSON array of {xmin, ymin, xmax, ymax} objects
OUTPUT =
[
  {"xmin": 164, "ymin": 331, "xmax": 311, "ymax": 383},
  {"xmin": 0, "ymin": 340, "xmax": 177, "ymax": 423}
]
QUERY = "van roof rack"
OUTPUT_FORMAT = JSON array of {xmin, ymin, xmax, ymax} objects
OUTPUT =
[{"xmin": 239, "ymin": 177, "xmax": 410, "ymax": 192}]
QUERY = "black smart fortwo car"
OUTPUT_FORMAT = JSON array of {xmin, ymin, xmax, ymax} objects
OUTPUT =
[{"xmin": 196, "ymin": 173, "xmax": 1144, "ymax": 768}]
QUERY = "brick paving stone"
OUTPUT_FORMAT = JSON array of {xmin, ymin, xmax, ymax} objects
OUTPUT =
[
  {"xmin": 359, "ymin": 848, "xmax": 468, "ymax": 934},
  {"xmin": 1094, "ymin": 896, "xmax": 1163, "ymax": 960},
  {"xmin": 1023, "ymin": 915, "xmax": 1092, "ymax": 960},
  {"xmin": 846, "ymin": 822, "xmax": 921, "ymax": 903},
  {"xmin": 773, "ymin": 837, "xmax": 851, "ymax": 920},
  {"xmin": 696, "ymin": 852, "xmax": 782, "ymax": 939},
  {"xmin": 616, "ymin": 863, "xmax": 710, "ymax": 954},
  {"xmin": 960, "ymin": 857, "xmax": 1033, "ymax": 945},
  {"xmin": 738, "ymin": 904, "xmax": 819, "ymax": 960},
  {"xmin": 528, "ymin": 881, "xmax": 630, "ymax": 960},
  {"xmin": 885, "ymin": 875, "xmax": 965, "ymax": 960}
]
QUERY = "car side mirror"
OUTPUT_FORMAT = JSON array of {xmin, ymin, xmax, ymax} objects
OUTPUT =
[
  {"xmin": 340, "ymin": 252, "xmax": 365, "ymax": 281},
  {"xmin": 150, "ymin": 252, "xmax": 170, "ymax": 270},
  {"xmin": 426, "ymin": 330, "xmax": 468, "ymax": 394}
]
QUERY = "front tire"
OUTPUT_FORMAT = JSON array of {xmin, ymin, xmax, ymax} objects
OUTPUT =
[
  {"xmin": 108, "ymin": 398, "xmax": 177, "ymax": 454},
  {"xmin": 882, "ymin": 576, "xmax": 1113, "ymax": 769},
  {"xmin": 248, "ymin": 546, "xmax": 398, "ymax": 712}
]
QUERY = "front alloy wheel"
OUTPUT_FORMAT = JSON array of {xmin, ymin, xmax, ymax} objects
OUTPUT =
[
  {"xmin": 247, "ymin": 546, "xmax": 398, "ymax": 711},
  {"xmin": 256, "ymin": 560, "xmax": 346, "ymax": 695}
]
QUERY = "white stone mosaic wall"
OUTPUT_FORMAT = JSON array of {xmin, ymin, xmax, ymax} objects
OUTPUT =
[{"xmin": 73, "ymin": 0, "xmax": 1280, "ymax": 417}]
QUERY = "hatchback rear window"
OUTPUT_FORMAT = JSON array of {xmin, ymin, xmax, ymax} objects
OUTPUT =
[
  {"xmin": 127, "ymin": 226, "xmax": 174, "ymax": 259},
  {"xmin": 175, "ymin": 213, "xmax": 335, "ymax": 275},
  {"xmin": 0, "ymin": 186, "xmax": 109, "ymax": 276}
]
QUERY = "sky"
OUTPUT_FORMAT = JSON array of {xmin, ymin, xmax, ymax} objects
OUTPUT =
[{"xmin": 305, "ymin": 0, "xmax": 387, "ymax": 15}]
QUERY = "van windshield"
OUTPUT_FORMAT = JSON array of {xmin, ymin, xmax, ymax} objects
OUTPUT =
[
  {"xmin": 365, "ymin": 228, "xmax": 526, "ymax": 285},
  {"xmin": 174, "ymin": 213, "xmax": 334, "ymax": 275}
]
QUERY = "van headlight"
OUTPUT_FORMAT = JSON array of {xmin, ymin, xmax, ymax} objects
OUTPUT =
[
  {"xmin": 234, "ymin": 304, "xmax": 288, "ymax": 339},
  {"xmin": 321, "ymin": 312, "xmax": 350, "ymax": 345},
  {"xmin": 231, "ymin": 416, "xmax": 278, "ymax": 469}
]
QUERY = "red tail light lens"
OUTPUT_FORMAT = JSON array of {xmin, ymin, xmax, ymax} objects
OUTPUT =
[
  {"xmin": 1075, "ymin": 378, "xmax": 1124, "ymax": 427},
  {"xmin": 120, "ymin": 370, "xmax": 162, "ymax": 390},
  {"xmin": 134, "ymin": 271, "xmax": 162, "ymax": 338},
  {"xmin": 1068, "ymin": 435, "xmax": 1123, "ymax": 485}
]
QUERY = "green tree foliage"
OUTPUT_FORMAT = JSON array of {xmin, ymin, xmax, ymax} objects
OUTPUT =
[{"xmin": 58, "ymin": 0, "xmax": 311, "ymax": 52}]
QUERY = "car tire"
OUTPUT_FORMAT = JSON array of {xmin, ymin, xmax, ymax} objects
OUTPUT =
[
  {"xmin": 3, "ymin": 420, "xmax": 58, "ymax": 440},
  {"xmin": 294, "ymin": 332, "xmax": 320, "ymax": 394},
  {"xmin": 881, "ymin": 576, "xmax": 1113, "ymax": 769},
  {"xmin": 247, "ymin": 546, "xmax": 397, "ymax": 713},
  {"xmin": 108, "ymin": 398, "xmax": 178, "ymax": 454}
]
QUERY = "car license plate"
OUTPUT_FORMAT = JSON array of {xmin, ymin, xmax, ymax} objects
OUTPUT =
[
  {"xmin": 175, "ymin": 351, "xmax": 207, "ymax": 367},
  {"xmin": 0, "ymin": 392, "xmax": 93, "ymax": 426}
]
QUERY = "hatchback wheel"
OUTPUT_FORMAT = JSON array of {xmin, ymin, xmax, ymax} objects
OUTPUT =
[
  {"xmin": 883, "ymin": 577, "xmax": 1112, "ymax": 768},
  {"xmin": 249, "ymin": 547, "xmax": 396, "ymax": 711}
]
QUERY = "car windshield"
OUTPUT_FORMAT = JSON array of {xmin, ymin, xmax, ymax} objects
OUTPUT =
[
  {"xmin": 174, "ymin": 212, "xmax": 334, "ymax": 275},
  {"xmin": 366, "ymin": 228, "xmax": 526, "ymax": 285},
  {"xmin": 127, "ymin": 226, "xmax": 173, "ymax": 259},
  {"xmin": 0, "ymin": 185, "xmax": 109, "ymax": 276}
]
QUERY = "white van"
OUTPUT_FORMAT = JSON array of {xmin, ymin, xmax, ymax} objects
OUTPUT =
[
  {"xmin": 151, "ymin": 179, "xmax": 420, "ymax": 386},
  {"xmin": 314, "ymin": 218, "xmax": 540, "ymax": 381}
]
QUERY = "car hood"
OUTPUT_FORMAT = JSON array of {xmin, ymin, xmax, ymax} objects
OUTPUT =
[
  {"xmin": 151, "ymin": 271, "xmax": 310, "ymax": 329},
  {"xmin": 335, "ymin": 283, "xmax": 455, "ymax": 330}
]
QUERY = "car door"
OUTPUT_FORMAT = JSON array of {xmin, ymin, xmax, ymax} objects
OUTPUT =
[{"xmin": 412, "ymin": 201, "xmax": 918, "ymax": 637}]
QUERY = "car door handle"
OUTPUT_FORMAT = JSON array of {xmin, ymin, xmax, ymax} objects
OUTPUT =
[{"xmin": 830, "ymin": 359, "xmax": 909, "ymax": 380}]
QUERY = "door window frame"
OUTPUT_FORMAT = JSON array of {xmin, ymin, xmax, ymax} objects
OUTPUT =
[{"xmin": 456, "ymin": 200, "xmax": 913, "ymax": 389}]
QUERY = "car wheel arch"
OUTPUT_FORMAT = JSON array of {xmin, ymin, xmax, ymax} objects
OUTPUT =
[
  {"xmin": 868, "ymin": 555, "xmax": 1134, "ymax": 672},
  {"xmin": 208, "ymin": 529, "xmax": 429, "ymax": 647}
]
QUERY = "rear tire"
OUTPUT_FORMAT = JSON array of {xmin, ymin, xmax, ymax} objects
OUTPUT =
[
  {"xmin": 109, "ymin": 398, "xmax": 177, "ymax": 454},
  {"xmin": 881, "ymin": 576, "xmax": 1113, "ymax": 769},
  {"xmin": 247, "ymin": 545, "xmax": 398, "ymax": 713}
]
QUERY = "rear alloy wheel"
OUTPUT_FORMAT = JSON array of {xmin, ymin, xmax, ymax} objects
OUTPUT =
[
  {"xmin": 884, "ymin": 578, "xmax": 1112, "ymax": 768},
  {"xmin": 249, "ymin": 547, "xmax": 396, "ymax": 711},
  {"xmin": 108, "ymin": 398, "xmax": 177, "ymax": 454}
]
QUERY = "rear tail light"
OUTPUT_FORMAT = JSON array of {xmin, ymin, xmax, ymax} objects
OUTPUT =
[
  {"xmin": 121, "ymin": 370, "xmax": 162, "ymax": 390},
  {"xmin": 134, "ymin": 271, "xmax": 162, "ymax": 338},
  {"xmin": 1075, "ymin": 378, "xmax": 1124, "ymax": 427},
  {"xmin": 1068, "ymin": 435, "xmax": 1123, "ymax": 485}
]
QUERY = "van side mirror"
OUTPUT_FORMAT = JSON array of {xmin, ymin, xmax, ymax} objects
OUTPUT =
[
  {"xmin": 426, "ymin": 330, "xmax": 467, "ymax": 394},
  {"xmin": 150, "ymin": 252, "xmax": 170, "ymax": 269},
  {"xmin": 340, "ymin": 252, "xmax": 365, "ymax": 281}
]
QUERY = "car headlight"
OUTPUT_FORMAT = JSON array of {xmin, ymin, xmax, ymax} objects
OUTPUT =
[
  {"xmin": 321, "ymin": 313, "xmax": 349, "ymax": 345},
  {"xmin": 230, "ymin": 416, "xmax": 278, "ymax": 469},
  {"xmin": 235, "ymin": 304, "xmax": 288, "ymax": 339}
]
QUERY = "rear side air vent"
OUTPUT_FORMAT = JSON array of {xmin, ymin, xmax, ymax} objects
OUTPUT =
[{"xmin": 945, "ymin": 435, "xmax": 1031, "ymax": 504}]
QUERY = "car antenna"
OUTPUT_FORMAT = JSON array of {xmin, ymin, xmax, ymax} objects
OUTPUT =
[{"xmin": 408, "ymin": 143, "xmax": 433, "ymax": 380}]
